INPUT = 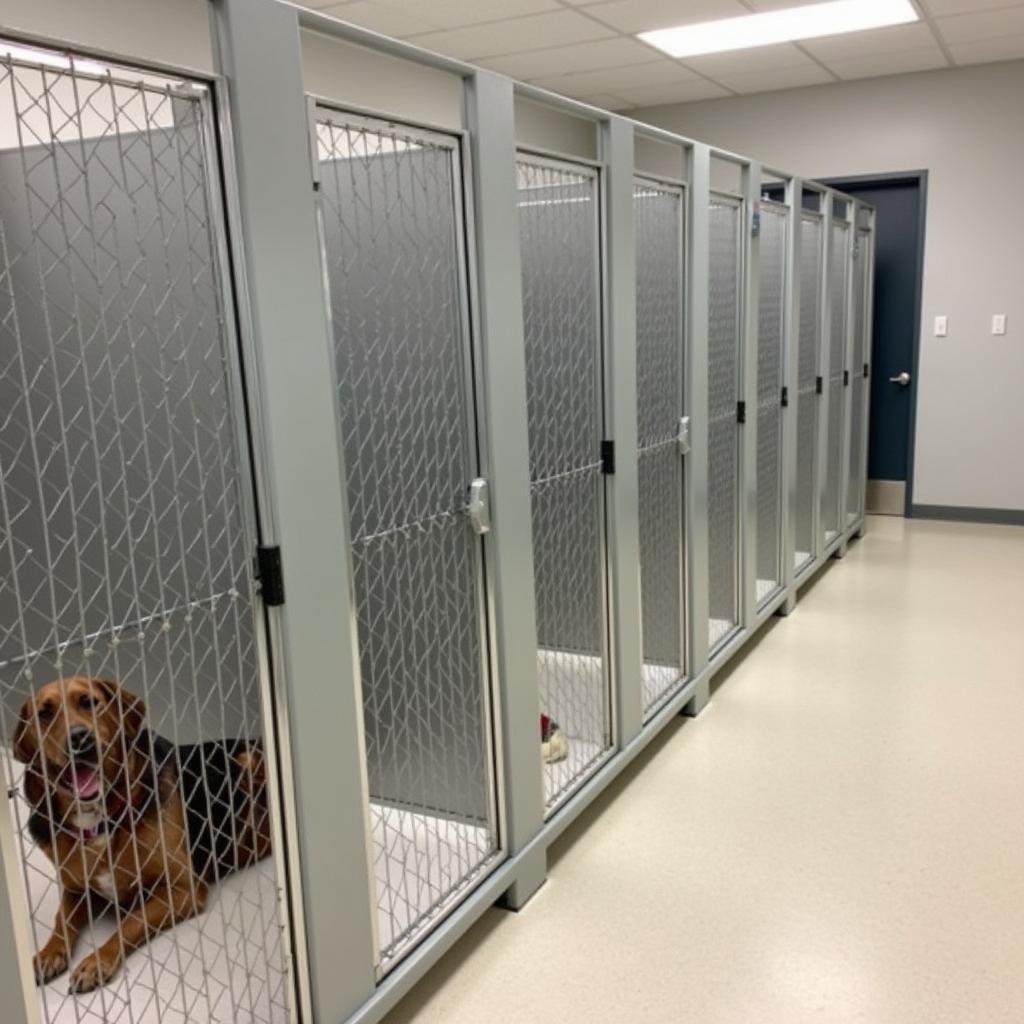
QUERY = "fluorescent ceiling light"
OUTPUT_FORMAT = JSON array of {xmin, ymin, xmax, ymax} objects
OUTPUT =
[
  {"xmin": 1, "ymin": 42, "xmax": 107, "ymax": 76},
  {"xmin": 639, "ymin": 0, "xmax": 918, "ymax": 58}
]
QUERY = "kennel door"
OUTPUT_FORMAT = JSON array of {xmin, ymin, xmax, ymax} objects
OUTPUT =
[
  {"xmin": 315, "ymin": 110, "xmax": 500, "ymax": 971},
  {"xmin": 707, "ymin": 194, "xmax": 744, "ymax": 653},
  {"xmin": 633, "ymin": 178, "xmax": 686, "ymax": 718},
  {"xmin": 794, "ymin": 212, "xmax": 823, "ymax": 574},
  {"xmin": 0, "ymin": 49, "xmax": 295, "ymax": 1024},
  {"xmin": 823, "ymin": 218, "xmax": 850, "ymax": 544},
  {"xmin": 516, "ymin": 154, "xmax": 611, "ymax": 816},
  {"xmin": 847, "ymin": 228, "xmax": 871, "ymax": 525},
  {"xmin": 755, "ymin": 200, "xmax": 787, "ymax": 606}
]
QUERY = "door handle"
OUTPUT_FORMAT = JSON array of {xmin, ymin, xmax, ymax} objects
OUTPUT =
[
  {"xmin": 677, "ymin": 416, "xmax": 690, "ymax": 455},
  {"xmin": 467, "ymin": 478, "xmax": 490, "ymax": 535},
  {"xmin": 889, "ymin": 371, "xmax": 911, "ymax": 386}
]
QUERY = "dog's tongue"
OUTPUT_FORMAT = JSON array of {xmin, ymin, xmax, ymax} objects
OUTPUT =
[{"xmin": 72, "ymin": 766, "xmax": 100, "ymax": 800}]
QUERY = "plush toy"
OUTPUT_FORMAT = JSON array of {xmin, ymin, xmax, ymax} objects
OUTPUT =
[{"xmin": 540, "ymin": 714, "xmax": 568, "ymax": 764}]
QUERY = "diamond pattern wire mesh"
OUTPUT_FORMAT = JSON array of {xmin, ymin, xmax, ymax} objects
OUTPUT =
[
  {"xmin": 822, "ymin": 221, "xmax": 849, "ymax": 542},
  {"xmin": 847, "ymin": 231, "xmax": 869, "ymax": 522},
  {"xmin": 794, "ymin": 214, "xmax": 822, "ymax": 572},
  {"xmin": 707, "ymin": 198, "xmax": 742, "ymax": 651},
  {"xmin": 634, "ymin": 181, "xmax": 685, "ymax": 717},
  {"xmin": 755, "ymin": 203, "xmax": 786, "ymax": 603},
  {"xmin": 316, "ymin": 112, "xmax": 498, "ymax": 969},
  {"xmin": 516, "ymin": 157, "xmax": 610, "ymax": 814},
  {"xmin": 0, "ymin": 54, "xmax": 290, "ymax": 1024}
]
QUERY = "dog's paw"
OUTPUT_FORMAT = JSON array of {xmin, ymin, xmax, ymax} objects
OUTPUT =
[
  {"xmin": 33, "ymin": 947, "xmax": 69, "ymax": 986},
  {"xmin": 68, "ymin": 952, "xmax": 120, "ymax": 994}
]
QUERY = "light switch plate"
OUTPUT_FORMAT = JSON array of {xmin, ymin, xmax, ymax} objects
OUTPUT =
[
  {"xmin": 934, "ymin": 315, "xmax": 947, "ymax": 337},
  {"xmin": 992, "ymin": 314, "xmax": 1007, "ymax": 336}
]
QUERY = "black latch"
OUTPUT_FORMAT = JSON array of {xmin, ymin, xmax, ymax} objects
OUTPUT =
[
  {"xmin": 843, "ymin": 369, "xmax": 850, "ymax": 386},
  {"xmin": 737, "ymin": 400, "xmax": 746, "ymax": 424},
  {"xmin": 863, "ymin": 362, "xmax": 870, "ymax": 379},
  {"xmin": 781, "ymin": 386, "xmax": 789, "ymax": 408},
  {"xmin": 600, "ymin": 440, "xmax": 615, "ymax": 475},
  {"xmin": 256, "ymin": 546, "xmax": 286, "ymax": 607},
  {"xmin": 816, "ymin": 376, "xmax": 823, "ymax": 395}
]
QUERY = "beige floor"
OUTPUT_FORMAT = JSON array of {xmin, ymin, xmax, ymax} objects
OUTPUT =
[{"xmin": 383, "ymin": 516, "xmax": 1024, "ymax": 1024}]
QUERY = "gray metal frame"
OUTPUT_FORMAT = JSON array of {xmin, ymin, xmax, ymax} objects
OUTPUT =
[{"xmin": 0, "ymin": 3, "xmax": 877, "ymax": 1022}]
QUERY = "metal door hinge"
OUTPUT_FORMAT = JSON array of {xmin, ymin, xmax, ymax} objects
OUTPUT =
[
  {"xmin": 815, "ymin": 376, "xmax": 823, "ymax": 395},
  {"xmin": 737, "ymin": 400, "xmax": 746, "ymax": 424},
  {"xmin": 863, "ymin": 362, "xmax": 870, "ymax": 378},
  {"xmin": 751, "ymin": 206, "xmax": 761, "ymax": 237},
  {"xmin": 601, "ymin": 440, "xmax": 615, "ymax": 475},
  {"xmin": 467, "ymin": 478, "xmax": 491, "ymax": 535},
  {"xmin": 781, "ymin": 386, "xmax": 789, "ymax": 408},
  {"xmin": 677, "ymin": 416, "xmax": 691, "ymax": 455},
  {"xmin": 843, "ymin": 369, "xmax": 850, "ymax": 386},
  {"xmin": 256, "ymin": 546, "xmax": 285, "ymax": 607}
]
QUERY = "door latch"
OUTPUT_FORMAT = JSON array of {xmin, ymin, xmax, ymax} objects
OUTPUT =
[
  {"xmin": 467, "ymin": 478, "xmax": 491, "ymax": 535},
  {"xmin": 677, "ymin": 416, "xmax": 691, "ymax": 455}
]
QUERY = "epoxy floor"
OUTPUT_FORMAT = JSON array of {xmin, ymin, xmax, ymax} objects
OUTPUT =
[{"xmin": 383, "ymin": 516, "xmax": 1024, "ymax": 1024}]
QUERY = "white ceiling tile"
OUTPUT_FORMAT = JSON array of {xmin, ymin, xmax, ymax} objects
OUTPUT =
[
  {"xmin": 316, "ymin": 2, "xmax": 437, "ymax": 37},
  {"xmin": 800, "ymin": 22, "xmax": 939, "ymax": 61},
  {"xmin": 933, "ymin": 7, "xmax": 1024, "ymax": 43},
  {"xmin": 300, "ymin": 0, "xmax": 355, "ymax": 9},
  {"xmin": 920, "ymin": 0, "xmax": 1024, "ymax": 16},
  {"xmin": 371, "ymin": 0, "xmax": 560, "ymax": 32},
  {"xmin": 480, "ymin": 37, "xmax": 658, "ymax": 78},
  {"xmin": 579, "ymin": 92, "xmax": 638, "ymax": 110},
  {"xmin": 406, "ymin": 11, "xmax": 613, "ymax": 60},
  {"xmin": 946, "ymin": 31, "xmax": 1024, "ymax": 62},
  {"xmin": 579, "ymin": 0, "xmax": 748, "ymax": 33},
  {"xmin": 531, "ymin": 62, "xmax": 699, "ymax": 98},
  {"xmin": 714, "ymin": 63, "xmax": 835, "ymax": 92},
  {"xmin": 683, "ymin": 42, "xmax": 814, "ymax": 75},
  {"xmin": 614, "ymin": 79, "xmax": 733, "ymax": 105},
  {"xmin": 826, "ymin": 46, "xmax": 950, "ymax": 79},
  {"xmin": 743, "ymin": 0, "xmax": 836, "ymax": 8}
]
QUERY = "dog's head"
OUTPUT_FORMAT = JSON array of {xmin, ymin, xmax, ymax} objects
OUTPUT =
[{"xmin": 13, "ymin": 677, "xmax": 146, "ymax": 804}]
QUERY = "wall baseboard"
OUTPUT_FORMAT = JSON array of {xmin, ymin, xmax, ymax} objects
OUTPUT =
[{"xmin": 911, "ymin": 504, "xmax": 1024, "ymax": 526}]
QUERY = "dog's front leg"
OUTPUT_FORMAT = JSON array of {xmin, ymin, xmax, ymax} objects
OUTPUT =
[
  {"xmin": 34, "ymin": 888, "xmax": 89, "ymax": 985},
  {"xmin": 68, "ymin": 878, "xmax": 208, "ymax": 994}
]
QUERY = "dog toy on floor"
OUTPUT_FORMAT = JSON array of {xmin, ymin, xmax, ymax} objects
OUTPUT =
[{"xmin": 540, "ymin": 714, "xmax": 569, "ymax": 763}]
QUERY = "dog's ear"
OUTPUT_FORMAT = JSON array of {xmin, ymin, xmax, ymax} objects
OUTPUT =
[
  {"xmin": 12, "ymin": 698, "xmax": 39, "ymax": 764},
  {"xmin": 110, "ymin": 685, "xmax": 147, "ymax": 744}
]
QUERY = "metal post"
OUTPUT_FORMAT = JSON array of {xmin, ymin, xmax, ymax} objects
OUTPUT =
[
  {"xmin": 816, "ymin": 192, "xmax": 834, "ymax": 565},
  {"xmin": 836, "ymin": 200, "xmax": 855, "ymax": 558},
  {"xmin": 602, "ymin": 116, "xmax": 643, "ymax": 748},
  {"xmin": 0, "ymin": 794, "xmax": 37, "ymax": 1024},
  {"xmin": 778, "ymin": 176, "xmax": 802, "ymax": 616},
  {"xmin": 209, "ymin": 0, "xmax": 378, "ymax": 1015},
  {"xmin": 683, "ymin": 143, "xmax": 711, "ymax": 715},
  {"xmin": 464, "ymin": 70, "xmax": 547, "ymax": 909},
  {"xmin": 740, "ymin": 161, "xmax": 761, "ymax": 630},
  {"xmin": 855, "ymin": 203, "xmax": 876, "ymax": 539}
]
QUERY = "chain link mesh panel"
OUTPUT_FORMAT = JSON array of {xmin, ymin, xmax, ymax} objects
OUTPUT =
[
  {"xmin": 0, "ymin": 52, "xmax": 292, "ymax": 1024},
  {"xmin": 317, "ymin": 112, "xmax": 498, "ymax": 969},
  {"xmin": 707, "ymin": 197, "xmax": 742, "ymax": 651},
  {"xmin": 517, "ymin": 157, "xmax": 610, "ymax": 814},
  {"xmin": 823, "ymin": 221, "xmax": 849, "ymax": 542},
  {"xmin": 634, "ymin": 180, "xmax": 685, "ymax": 717},
  {"xmin": 755, "ymin": 203, "xmax": 786, "ymax": 604},
  {"xmin": 795, "ymin": 214, "xmax": 822, "ymax": 572},
  {"xmin": 847, "ymin": 230, "xmax": 870, "ymax": 523}
]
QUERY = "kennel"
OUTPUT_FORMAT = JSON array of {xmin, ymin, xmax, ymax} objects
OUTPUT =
[
  {"xmin": 794, "ymin": 204, "xmax": 824, "ymax": 575},
  {"xmin": 754, "ymin": 199, "xmax": 788, "ymax": 606},
  {"xmin": 516, "ymin": 150, "xmax": 612, "ymax": 815},
  {"xmin": 634, "ymin": 175, "xmax": 687, "ymax": 717},
  {"xmin": 822, "ymin": 198, "xmax": 852, "ymax": 548},
  {"xmin": 0, "ymin": 44, "xmax": 296, "ymax": 1024},
  {"xmin": 706, "ymin": 192, "xmax": 745, "ymax": 652}
]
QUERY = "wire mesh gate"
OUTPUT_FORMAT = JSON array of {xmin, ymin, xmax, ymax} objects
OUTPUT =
[
  {"xmin": 755, "ymin": 201, "xmax": 787, "ymax": 606},
  {"xmin": 794, "ymin": 212, "xmax": 823, "ymax": 574},
  {"xmin": 707, "ymin": 194, "xmax": 743, "ymax": 652},
  {"xmin": 633, "ymin": 178, "xmax": 686, "ymax": 719},
  {"xmin": 314, "ymin": 108, "xmax": 500, "ymax": 971},
  {"xmin": 516, "ymin": 154, "xmax": 611, "ymax": 815},
  {"xmin": 847, "ymin": 227, "xmax": 871, "ymax": 524},
  {"xmin": 823, "ymin": 217, "xmax": 850, "ymax": 544},
  {"xmin": 0, "ymin": 45, "xmax": 295, "ymax": 1024}
]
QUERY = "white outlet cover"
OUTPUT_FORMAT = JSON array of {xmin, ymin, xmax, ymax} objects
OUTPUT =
[
  {"xmin": 934, "ymin": 315, "xmax": 947, "ymax": 337},
  {"xmin": 992, "ymin": 314, "xmax": 1007, "ymax": 336}
]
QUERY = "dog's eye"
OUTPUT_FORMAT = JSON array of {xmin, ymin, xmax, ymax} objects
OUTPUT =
[
  {"xmin": 36, "ymin": 704, "xmax": 54, "ymax": 721},
  {"xmin": 78, "ymin": 694, "xmax": 95, "ymax": 711}
]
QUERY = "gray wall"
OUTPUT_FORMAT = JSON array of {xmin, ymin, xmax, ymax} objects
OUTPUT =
[{"xmin": 631, "ymin": 60, "xmax": 1024, "ymax": 514}]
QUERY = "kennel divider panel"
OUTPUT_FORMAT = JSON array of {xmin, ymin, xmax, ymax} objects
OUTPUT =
[
  {"xmin": 823, "ymin": 218, "xmax": 849, "ymax": 544},
  {"xmin": 0, "ymin": 49, "xmax": 297, "ymax": 1024},
  {"xmin": 847, "ymin": 227, "xmax": 870, "ymax": 524},
  {"xmin": 315, "ymin": 108, "xmax": 501, "ymax": 972},
  {"xmin": 633, "ymin": 177, "xmax": 686, "ymax": 718},
  {"xmin": 755, "ymin": 200, "xmax": 787, "ymax": 606},
  {"xmin": 706, "ymin": 193, "xmax": 743, "ymax": 654},
  {"xmin": 516, "ymin": 153, "xmax": 612, "ymax": 816},
  {"xmin": 794, "ymin": 212, "xmax": 823, "ymax": 575}
]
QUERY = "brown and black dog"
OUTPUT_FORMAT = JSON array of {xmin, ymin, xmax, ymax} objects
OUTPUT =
[{"xmin": 12, "ymin": 676, "xmax": 271, "ymax": 993}]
